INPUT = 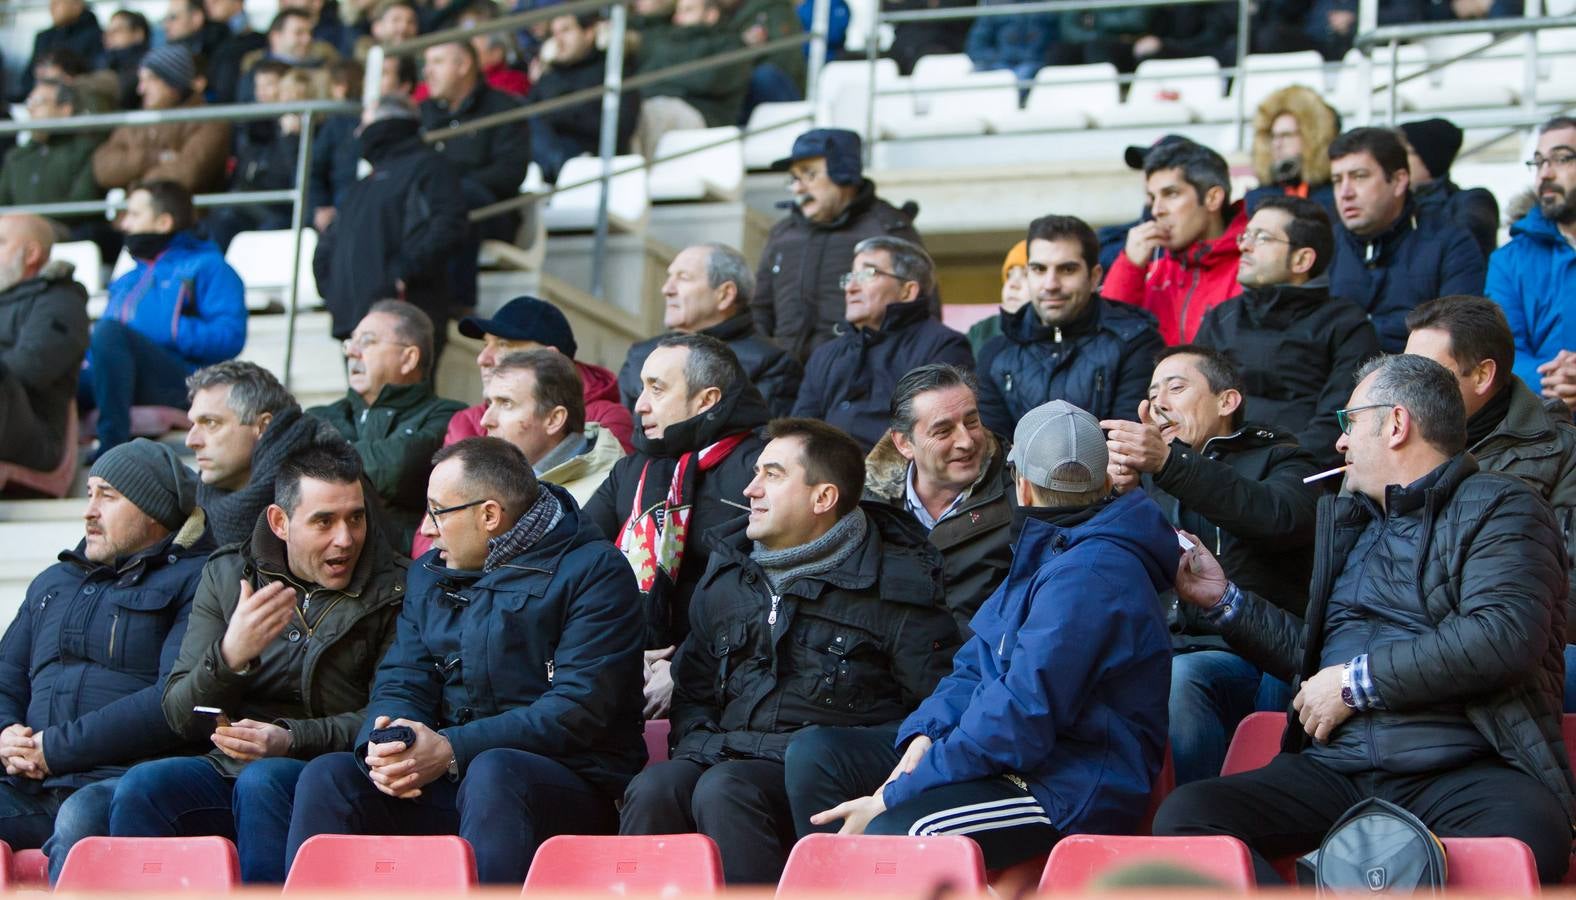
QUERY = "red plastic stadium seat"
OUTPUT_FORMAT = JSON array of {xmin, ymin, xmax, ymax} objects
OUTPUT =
[
  {"xmin": 283, "ymin": 834, "xmax": 476, "ymax": 892},
  {"xmin": 523, "ymin": 834, "xmax": 722, "ymax": 894},
  {"xmin": 0, "ymin": 840, "xmax": 12, "ymax": 890},
  {"xmin": 777, "ymin": 833, "xmax": 987, "ymax": 894},
  {"xmin": 1439, "ymin": 837, "xmax": 1540, "ymax": 892},
  {"xmin": 56, "ymin": 835, "xmax": 240, "ymax": 891},
  {"xmin": 644, "ymin": 718, "xmax": 671, "ymax": 767},
  {"xmin": 1220, "ymin": 711, "xmax": 1288, "ymax": 776},
  {"xmin": 1040, "ymin": 834, "xmax": 1255, "ymax": 891},
  {"xmin": 12, "ymin": 847, "xmax": 47, "ymax": 887},
  {"xmin": 0, "ymin": 399, "xmax": 78, "ymax": 498}
]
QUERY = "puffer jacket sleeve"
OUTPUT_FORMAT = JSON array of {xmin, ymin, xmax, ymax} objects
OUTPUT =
[
  {"xmin": 1154, "ymin": 443, "xmax": 1319, "ymax": 552},
  {"xmin": 439, "ymin": 547, "xmax": 644, "ymax": 773},
  {"xmin": 1436, "ymin": 224, "xmax": 1488, "ymax": 302},
  {"xmin": 790, "ymin": 344, "xmax": 829, "ymax": 419},
  {"xmin": 1217, "ymin": 587, "xmax": 1308, "ymax": 683},
  {"xmin": 174, "ymin": 254, "xmax": 248, "ymax": 365},
  {"xmin": 669, "ymin": 584, "xmax": 724, "ymax": 752},
  {"xmin": 887, "ymin": 603, "xmax": 963, "ymax": 708},
  {"xmin": 1368, "ymin": 481, "xmax": 1566, "ymax": 708},
  {"xmin": 0, "ymin": 586, "xmax": 37, "ymax": 730}
]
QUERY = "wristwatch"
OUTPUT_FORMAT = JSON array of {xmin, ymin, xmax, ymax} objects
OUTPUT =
[
  {"xmin": 446, "ymin": 756, "xmax": 460, "ymax": 782},
  {"xmin": 1340, "ymin": 661, "xmax": 1357, "ymax": 709}
]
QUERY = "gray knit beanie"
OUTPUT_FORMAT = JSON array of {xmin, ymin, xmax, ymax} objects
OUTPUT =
[
  {"xmin": 89, "ymin": 439, "xmax": 198, "ymax": 532},
  {"xmin": 140, "ymin": 45, "xmax": 197, "ymax": 95}
]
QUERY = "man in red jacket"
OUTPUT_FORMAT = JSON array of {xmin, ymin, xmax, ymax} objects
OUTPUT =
[{"xmin": 1104, "ymin": 140, "xmax": 1247, "ymax": 345}]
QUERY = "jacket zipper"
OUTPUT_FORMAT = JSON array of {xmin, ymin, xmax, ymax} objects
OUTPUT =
[
  {"xmin": 108, "ymin": 610, "xmax": 119, "ymax": 657},
  {"xmin": 1179, "ymin": 269, "xmax": 1201, "ymax": 339},
  {"xmin": 768, "ymin": 594, "xmax": 781, "ymax": 626},
  {"xmin": 546, "ymin": 660, "xmax": 555, "ymax": 684}
]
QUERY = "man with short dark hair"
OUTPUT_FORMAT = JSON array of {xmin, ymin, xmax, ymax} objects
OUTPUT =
[
  {"xmin": 164, "ymin": 0, "xmax": 230, "ymax": 63},
  {"xmin": 1488, "ymin": 115, "xmax": 1576, "ymax": 408},
  {"xmin": 1325, "ymin": 126, "xmax": 1486, "ymax": 352},
  {"xmin": 1194, "ymin": 195, "xmax": 1380, "ymax": 469},
  {"xmin": 310, "ymin": 301, "xmax": 466, "ymax": 549},
  {"xmin": 586, "ymin": 334, "xmax": 768, "ymax": 718},
  {"xmin": 110, "ymin": 440, "xmax": 406, "ymax": 884},
  {"xmin": 101, "ymin": 11, "xmax": 151, "ymax": 107},
  {"xmin": 481, "ymin": 350, "xmax": 624, "ymax": 504},
  {"xmin": 809, "ymin": 400, "xmax": 1175, "ymax": 871},
  {"xmin": 791, "ymin": 236, "xmax": 973, "ymax": 451},
  {"xmin": 619, "ymin": 243, "xmax": 803, "ymax": 417},
  {"xmin": 527, "ymin": 12, "xmax": 640, "ymax": 183},
  {"xmin": 88, "ymin": 180, "xmax": 247, "ymax": 456},
  {"xmin": 1104, "ymin": 140, "xmax": 1249, "ymax": 344},
  {"xmin": 977, "ymin": 214, "xmax": 1164, "ymax": 436},
  {"xmin": 863, "ymin": 364, "xmax": 1013, "ymax": 634},
  {"xmin": 1104, "ymin": 345, "xmax": 1320, "ymax": 784},
  {"xmin": 0, "ymin": 440, "xmax": 211, "ymax": 884},
  {"xmin": 285, "ymin": 437, "xmax": 645, "ymax": 885},
  {"xmin": 1156, "ymin": 353, "xmax": 1575, "ymax": 884},
  {"xmin": 235, "ymin": 8, "xmax": 335, "ymax": 102},
  {"xmin": 620, "ymin": 417, "xmax": 960, "ymax": 883}
]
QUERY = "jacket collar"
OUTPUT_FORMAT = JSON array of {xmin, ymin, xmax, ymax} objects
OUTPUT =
[
  {"xmin": 432, "ymin": 79, "xmax": 492, "ymax": 117},
  {"xmin": 420, "ymin": 483, "xmax": 581, "ymax": 586},
  {"xmin": 840, "ymin": 296, "xmax": 929, "ymax": 340},
  {"xmin": 1474, "ymin": 377, "xmax": 1561, "ymax": 451},
  {"xmin": 61, "ymin": 507, "xmax": 214, "ymax": 582},
  {"xmin": 245, "ymin": 505, "xmax": 377, "ymax": 599},
  {"xmin": 1509, "ymin": 204, "xmax": 1573, "ymax": 246},
  {"xmin": 631, "ymin": 377, "xmax": 768, "ymax": 458},
  {"xmin": 1370, "ymin": 452, "xmax": 1477, "ymax": 518},
  {"xmin": 1238, "ymin": 275, "xmax": 1331, "ymax": 326},
  {"xmin": 1189, "ymin": 422, "xmax": 1294, "ymax": 456},
  {"xmin": 350, "ymin": 380, "xmax": 438, "ymax": 415},
  {"xmin": 1002, "ymin": 291, "xmax": 1102, "ymax": 344},
  {"xmin": 794, "ymin": 178, "xmax": 878, "ymax": 232},
  {"xmin": 1167, "ymin": 201, "xmax": 1247, "ymax": 270},
  {"xmin": 1345, "ymin": 199, "xmax": 1418, "ymax": 265},
  {"xmin": 702, "ymin": 313, "xmax": 759, "ymax": 343}
]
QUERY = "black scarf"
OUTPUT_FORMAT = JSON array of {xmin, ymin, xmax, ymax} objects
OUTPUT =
[{"xmin": 1466, "ymin": 383, "xmax": 1515, "ymax": 449}]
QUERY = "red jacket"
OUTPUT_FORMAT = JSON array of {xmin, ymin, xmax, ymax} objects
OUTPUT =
[{"xmin": 1103, "ymin": 203, "xmax": 1248, "ymax": 345}]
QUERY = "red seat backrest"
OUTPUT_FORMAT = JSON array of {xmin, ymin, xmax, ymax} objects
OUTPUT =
[
  {"xmin": 522, "ymin": 833, "xmax": 723, "ymax": 894},
  {"xmin": 776, "ymin": 833, "xmax": 987, "ymax": 895},
  {"xmin": 56, "ymin": 836, "xmax": 240, "ymax": 892},
  {"xmin": 1221, "ymin": 711, "xmax": 1289, "ymax": 776},
  {"xmin": 283, "ymin": 834, "xmax": 476, "ymax": 892},
  {"xmin": 1039, "ymin": 834, "xmax": 1256, "ymax": 892},
  {"xmin": 1440, "ymin": 836, "xmax": 1540, "ymax": 893}
]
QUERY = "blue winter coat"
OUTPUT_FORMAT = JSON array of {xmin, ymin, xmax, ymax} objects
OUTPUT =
[
  {"xmin": 883, "ymin": 490, "xmax": 1177, "ymax": 836},
  {"xmin": 103, "ymin": 230, "xmax": 247, "ymax": 369},
  {"xmin": 1326, "ymin": 203, "xmax": 1486, "ymax": 352},
  {"xmin": 0, "ymin": 510, "xmax": 213, "ymax": 791},
  {"xmin": 976, "ymin": 298, "xmax": 1163, "ymax": 437},
  {"xmin": 1488, "ymin": 206, "xmax": 1576, "ymax": 393},
  {"xmin": 358, "ymin": 485, "xmax": 647, "ymax": 797}
]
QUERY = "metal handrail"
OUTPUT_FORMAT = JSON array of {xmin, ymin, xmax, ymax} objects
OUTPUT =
[
  {"xmin": 884, "ymin": 0, "xmax": 1225, "ymax": 23},
  {"xmin": 1354, "ymin": 13, "xmax": 1576, "ymax": 46},
  {"xmin": 0, "ymin": 189, "xmax": 298, "ymax": 218},
  {"xmin": 378, "ymin": 0, "xmax": 616, "ymax": 58},
  {"xmin": 0, "ymin": 99, "xmax": 359, "ymax": 136}
]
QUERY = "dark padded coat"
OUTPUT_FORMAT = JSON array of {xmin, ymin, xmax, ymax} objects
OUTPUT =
[
  {"xmin": 668, "ymin": 502, "xmax": 961, "ymax": 765},
  {"xmin": 1412, "ymin": 177, "xmax": 1500, "ymax": 261},
  {"xmin": 0, "ymin": 267, "xmax": 90, "ymax": 470},
  {"xmin": 525, "ymin": 50, "xmax": 641, "ymax": 158},
  {"xmin": 1217, "ymin": 454, "xmax": 1576, "ymax": 822},
  {"xmin": 976, "ymin": 298, "xmax": 1163, "ymax": 438},
  {"xmin": 618, "ymin": 314, "xmax": 803, "ymax": 418},
  {"xmin": 420, "ymin": 83, "xmax": 532, "ymax": 205},
  {"xmin": 1193, "ymin": 278, "xmax": 1381, "ymax": 469}
]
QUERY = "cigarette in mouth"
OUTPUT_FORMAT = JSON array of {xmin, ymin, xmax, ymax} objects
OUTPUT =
[{"xmin": 1303, "ymin": 465, "xmax": 1349, "ymax": 485}]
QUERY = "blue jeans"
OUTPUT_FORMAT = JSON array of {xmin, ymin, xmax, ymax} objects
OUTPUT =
[
  {"xmin": 1564, "ymin": 645, "xmax": 1576, "ymax": 713},
  {"xmin": 286, "ymin": 748, "xmax": 617, "ymax": 885},
  {"xmin": 0, "ymin": 777, "xmax": 117, "ymax": 885},
  {"xmin": 1169, "ymin": 650, "xmax": 1263, "ymax": 785},
  {"xmin": 109, "ymin": 756, "xmax": 306, "ymax": 883},
  {"xmin": 83, "ymin": 318, "xmax": 194, "ymax": 454}
]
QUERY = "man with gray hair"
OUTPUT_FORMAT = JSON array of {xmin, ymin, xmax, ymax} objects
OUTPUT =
[
  {"xmin": 310, "ymin": 301, "xmax": 466, "ymax": 549},
  {"xmin": 313, "ymin": 94, "xmax": 468, "ymax": 351},
  {"xmin": 619, "ymin": 243, "xmax": 803, "ymax": 417},
  {"xmin": 1158, "ymin": 353, "xmax": 1576, "ymax": 884},
  {"xmin": 791, "ymin": 236, "xmax": 973, "ymax": 451}
]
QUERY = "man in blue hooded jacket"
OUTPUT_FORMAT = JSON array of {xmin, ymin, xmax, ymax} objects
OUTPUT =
[
  {"xmin": 86, "ymin": 180, "xmax": 246, "ymax": 456},
  {"xmin": 810, "ymin": 399, "xmax": 1176, "ymax": 868}
]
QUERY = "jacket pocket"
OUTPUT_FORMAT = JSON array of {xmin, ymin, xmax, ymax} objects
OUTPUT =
[
  {"xmin": 793, "ymin": 621, "xmax": 883, "ymax": 714},
  {"xmin": 707, "ymin": 621, "xmax": 751, "ymax": 709},
  {"xmin": 106, "ymin": 587, "xmax": 181, "ymax": 673}
]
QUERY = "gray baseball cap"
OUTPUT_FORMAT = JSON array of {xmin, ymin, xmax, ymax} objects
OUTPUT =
[{"xmin": 1007, "ymin": 400, "xmax": 1108, "ymax": 492}]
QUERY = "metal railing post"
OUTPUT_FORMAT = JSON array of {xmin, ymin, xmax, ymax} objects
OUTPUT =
[
  {"xmin": 1388, "ymin": 38, "xmax": 1399, "ymax": 125},
  {"xmin": 592, "ymin": 1, "xmax": 628, "ymax": 299},
  {"xmin": 364, "ymin": 45, "xmax": 385, "ymax": 108},
  {"xmin": 863, "ymin": 2, "xmax": 879, "ymax": 167},
  {"xmin": 283, "ymin": 110, "xmax": 317, "ymax": 393},
  {"xmin": 1234, "ymin": 0, "xmax": 1250, "ymax": 151},
  {"xmin": 807, "ymin": 0, "xmax": 831, "ymax": 107},
  {"xmin": 1525, "ymin": 0, "xmax": 1543, "ymax": 114},
  {"xmin": 1358, "ymin": 0, "xmax": 1378, "ymax": 124}
]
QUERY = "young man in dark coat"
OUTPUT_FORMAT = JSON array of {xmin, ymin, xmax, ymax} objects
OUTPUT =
[
  {"xmin": 620, "ymin": 418, "xmax": 960, "ymax": 883},
  {"xmin": 1399, "ymin": 117, "xmax": 1501, "ymax": 260},
  {"xmin": 1194, "ymin": 195, "xmax": 1380, "ymax": 469},
  {"xmin": 285, "ymin": 438, "xmax": 645, "ymax": 885},
  {"xmin": 527, "ymin": 11, "xmax": 640, "ymax": 183},
  {"xmin": 791, "ymin": 237, "xmax": 973, "ymax": 451},
  {"xmin": 0, "ymin": 441, "xmax": 212, "ymax": 883},
  {"xmin": 1157, "ymin": 353, "xmax": 1576, "ymax": 884}
]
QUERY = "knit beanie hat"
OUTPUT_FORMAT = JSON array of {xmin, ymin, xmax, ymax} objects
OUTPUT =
[
  {"xmin": 140, "ymin": 45, "xmax": 197, "ymax": 95},
  {"xmin": 89, "ymin": 439, "xmax": 199, "ymax": 532},
  {"xmin": 1001, "ymin": 239, "xmax": 1028, "ymax": 283},
  {"xmin": 1399, "ymin": 118, "xmax": 1463, "ymax": 181}
]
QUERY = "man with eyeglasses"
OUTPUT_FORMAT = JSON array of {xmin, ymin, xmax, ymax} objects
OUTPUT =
[
  {"xmin": 1488, "ymin": 115, "xmax": 1576, "ymax": 409},
  {"xmin": 755, "ymin": 129, "xmax": 925, "ymax": 362},
  {"xmin": 1194, "ymin": 196, "xmax": 1379, "ymax": 469},
  {"xmin": 309, "ymin": 301, "xmax": 466, "ymax": 550},
  {"xmin": 790, "ymin": 236, "xmax": 972, "ymax": 451},
  {"xmin": 286, "ymin": 437, "xmax": 644, "ymax": 885},
  {"xmin": 1157, "ymin": 352, "xmax": 1576, "ymax": 885}
]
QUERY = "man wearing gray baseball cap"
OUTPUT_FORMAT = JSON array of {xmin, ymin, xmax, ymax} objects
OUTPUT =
[{"xmin": 811, "ymin": 400, "xmax": 1178, "ymax": 870}]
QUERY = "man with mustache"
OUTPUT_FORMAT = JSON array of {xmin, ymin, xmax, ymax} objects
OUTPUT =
[
  {"xmin": 1487, "ymin": 116, "xmax": 1576, "ymax": 410},
  {"xmin": 309, "ymin": 301, "xmax": 465, "ymax": 550},
  {"xmin": 1103, "ymin": 345, "xmax": 1321, "ymax": 784}
]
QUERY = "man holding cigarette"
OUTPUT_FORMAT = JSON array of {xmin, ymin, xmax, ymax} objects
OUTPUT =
[
  {"xmin": 1155, "ymin": 353, "xmax": 1575, "ymax": 884},
  {"xmin": 1104, "ymin": 345, "xmax": 1321, "ymax": 784}
]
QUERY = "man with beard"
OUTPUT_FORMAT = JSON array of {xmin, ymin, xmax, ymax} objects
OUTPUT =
[
  {"xmin": 0, "ymin": 213, "xmax": 90, "ymax": 471},
  {"xmin": 1489, "ymin": 116, "xmax": 1576, "ymax": 410}
]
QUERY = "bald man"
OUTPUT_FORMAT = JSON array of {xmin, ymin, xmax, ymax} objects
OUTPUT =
[{"xmin": 0, "ymin": 214, "xmax": 91, "ymax": 470}]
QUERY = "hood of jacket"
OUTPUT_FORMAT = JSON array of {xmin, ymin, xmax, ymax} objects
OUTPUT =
[
  {"xmin": 1508, "ymin": 203, "xmax": 1572, "ymax": 247},
  {"xmin": 576, "ymin": 359, "xmax": 622, "ymax": 406},
  {"xmin": 632, "ymin": 374, "xmax": 769, "ymax": 458},
  {"xmin": 1009, "ymin": 489, "xmax": 1179, "ymax": 596},
  {"xmin": 1251, "ymin": 85, "xmax": 1337, "ymax": 186},
  {"xmin": 542, "ymin": 422, "xmax": 625, "ymax": 483},
  {"xmin": 1236, "ymin": 275, "xmax": 1332, "ymax": 328},
  {"xmin": 865, "ymin": 429, "xmax": 1003, "ymax": 505}
]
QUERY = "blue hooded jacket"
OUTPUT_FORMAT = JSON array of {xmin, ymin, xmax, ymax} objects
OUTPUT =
[
  {"xmin": 1488, "ymin": 205, "xmax": 1576, "ymax": 392},
  {"xmin": 882, "ymin": 489, "xmax": 1176, "ymax": 836},
  {"xmin": 104, "ymin": 230, "xmax": 247, "ymax": 369}
]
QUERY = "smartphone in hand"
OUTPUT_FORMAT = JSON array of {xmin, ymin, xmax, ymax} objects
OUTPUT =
[{"xmin": 193, "ymin": 706, "xmax": 231, "ymax": 728}]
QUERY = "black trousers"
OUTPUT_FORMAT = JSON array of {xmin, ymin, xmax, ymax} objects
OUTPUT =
[{"xmin": 1153, "ymin": 752, "xmax": 1573, "ymax": 884}]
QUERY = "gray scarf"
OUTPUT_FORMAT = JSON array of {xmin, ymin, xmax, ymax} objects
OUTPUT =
[
  {"xmin": 752, "ymin": 508, "xmax": 869, "ymax": 593},
  {"xmin": 484, "ymin": 488, "xmax": 564, "ymax": 572}
]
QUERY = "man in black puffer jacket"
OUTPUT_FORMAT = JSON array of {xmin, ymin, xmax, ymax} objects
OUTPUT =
[
  {"xmin": 1195, "ymin": 196, "xmax": 1380, "ymax": 469},
  {"xmin": 1156, "ymin": 353, "xmax": 1576, "ymax": 884},
  {"xmin": 1105, "ymin": 345, "xmax": 1320, "ymax": 785},
  {"xmin": 754, "ymin": 129, "xmax": 925, "ymax": 362},
  {"xmin": 619, "ymin": 419, "xmax": 960, "ymax": 884},
  {"xmin": 978, "ymin": 214, "xmax": 1163, "ymax": 436}
]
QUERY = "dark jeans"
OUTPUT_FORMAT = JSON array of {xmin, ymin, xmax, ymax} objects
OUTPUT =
[
  {"xmin": 0, "ymin": 777, "xmax": 118, "ymax": 885},
  {"xmin": 286, "ymin": 748, "xmax": 616, "ymax": 886},
  {"xmin": 449, "ymin": 178, "xmax": 519, "ymax": 315},
  {"xmin": 868, "ymin": 776, "xmax": 1061, "ymax": 871},
  {"xmin": 82, "ymin": 318, "xmax": 194, "ymax": 454},
  {"xmin": 109, "ymin": 756, "xmax": 306, "ymax": 883},
  {"xmin": 204, "ymin": 204, "xmax": 292, "ymax": 253},
  {"xmin": 1153, "ymin": 752, "xmax": 1574, "ymax": 884},
  {"xmin": 531, "ymin": 123, "xmax": 588, "ymax": 185},
  {"xmin": 740, "ymin": 63, "xmax": 802, "ymax": 124},
  {"xmin": 1169, "ymin": 650, "xmax": 1263, "ymax": 785}
]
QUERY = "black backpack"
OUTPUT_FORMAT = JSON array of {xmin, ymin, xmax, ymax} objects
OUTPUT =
[{"xmin": 1296, "ymin": 797, "xmax": 1448, "ymax": 894}]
